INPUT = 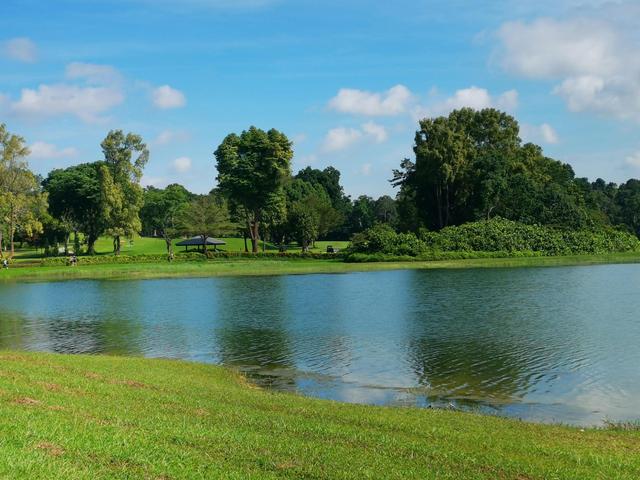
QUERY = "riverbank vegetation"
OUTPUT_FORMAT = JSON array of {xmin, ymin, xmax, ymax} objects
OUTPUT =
[
  {"xmin": 347, "ymin": 218, "xmax": 640, "ymax": 262},
  {"xmin": 3, "ymin": 108, "xmax": 640, "ymax": 265},
  {"xmin": 3, "ymin": 253, "xmax": 640, "ymax": 282},
  {"xmin": 0, "ymin": 351, "xmax": 638, "ymax": 479}
]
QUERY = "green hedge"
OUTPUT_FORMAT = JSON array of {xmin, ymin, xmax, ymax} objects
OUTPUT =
[
  {"xmin": 348, "ymin": 218, "xmax": 640, "ymax": 260},
  {"xmin": 40, "ymin": 251, "xmax": 341, "ymax": 267}
]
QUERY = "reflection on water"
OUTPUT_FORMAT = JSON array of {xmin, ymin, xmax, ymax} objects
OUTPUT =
[{"xmin": 1, "ymin": 264, "xmax": 639, "ymax": 425}]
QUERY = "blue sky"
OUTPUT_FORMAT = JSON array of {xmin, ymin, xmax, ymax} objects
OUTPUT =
[{"xmin": 1, "ymin": 0, "xmax": 639, "ymax": 197}]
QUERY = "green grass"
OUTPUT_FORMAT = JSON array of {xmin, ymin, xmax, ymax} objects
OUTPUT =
[
  {"xmin": 10, "ymin": 236, "xmax": 351, "ymax": 263},
  {"xmin": 3, "ymin": 252, "xmax": 640, "ymax": 282},
  {"xmin": 0, "ymin": 351, "xmax": 637, "ymax": 479}
]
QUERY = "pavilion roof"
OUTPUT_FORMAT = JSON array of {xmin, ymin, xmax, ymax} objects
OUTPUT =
[{"xmin": 176, "ymin": 236, "xmax": 227, "ymax": 246}]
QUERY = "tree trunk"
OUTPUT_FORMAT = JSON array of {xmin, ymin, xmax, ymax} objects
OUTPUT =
[
  {"xmin": 74, "ymin": 231, "xmax": 80, "ymax": 255},
  {"xmin": 113, "ymin": 236, "xmax": 121, "ymax": 255},
  {"xmin": 164, "ymin": 235, "xmax": 173, "ymax": 254},
  {"xmin": 87, "ymin": 234, "xmax": 97, "ymax": 255},
  {"xmin": 64, "ymin": 233, "xmax": 70, "ymax": 255},
  {"xmin": 436, "ymin": 185, "xmax": 443, "ymax": 230},
  {"xmin": 243, "ymin": 232, "xmax": 248, "ymax": 253},
  {"xmin": 9, "ymin": 219, "xmax": 15, "ymax": 259},
  {"xmin": 0, "ymin": 229, "xmax": 3, "ymax": 258},
  {"xmin": 249, "ymin": 220, "xmax": 260, "ymax": 253}
]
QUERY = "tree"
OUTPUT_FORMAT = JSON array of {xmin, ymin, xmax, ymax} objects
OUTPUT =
[
  {"xmin": 180, "ymin": 193, "xmax": 235, "ymax": 253},
  {"xmin": 616, "ymin": 179, "xmax": 640, "ymax": 236},
  {"xmin": 100, "ymin": 130, "xmax": 149, "ymax": 255},
  {"xmin": 0, "ymin": 124, "xmax": 46, "ymax": 257},
  {"xmin": 287, "ymin": 201, "xmax": 319, "ymax": 251},
  {"xmin": 348, "ymin": 195, "xmax": 376, "ymax": 233},
  {"xmin": 140, "ymin": 184, "xmax": 192, "ymax": 254},
  {"xmin": 296, "ymin": 166, "xmax": 350, "ymax": 238},
  {"xmin": 43, "ymin": 162, "xmax": 109, "ymax": 255},
  {"xmin": 215, "ymin": 126, "xmax": 292, "ymax": 253},
  {"xmin": 374, "ymin": 195, "xmax": 397, "ymax": 226},
  {"xmin": 393, "ymin": 108, "xmax": 593, "ymax": 232}
]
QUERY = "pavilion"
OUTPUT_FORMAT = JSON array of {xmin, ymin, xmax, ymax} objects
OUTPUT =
[{"xmin": 176, "ymin": 236, "xmax": 226, "ymax": 252}]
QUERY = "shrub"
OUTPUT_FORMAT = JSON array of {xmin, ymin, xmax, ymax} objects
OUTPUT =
[
  {"xmin": 347, "ymin": 218, "xmax": 640, "ymax": 261},
  {"xmin": 40, "ymin": 251, "xmax": 342, "ymax": 267}
]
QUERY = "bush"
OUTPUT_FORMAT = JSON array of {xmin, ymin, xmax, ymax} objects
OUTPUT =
[
  {"xmin": 347, "ymin": 218, "xmax": 640, "ymax": 261},
  {"xmin": 350, "ymin": 224, "xmax": 428, "ymax": 256},
  {"xmin": 40, "ymin": 251, "xmax": 342, "ymax": 267}
]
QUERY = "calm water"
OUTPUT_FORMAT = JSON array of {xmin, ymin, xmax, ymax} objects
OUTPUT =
[{"xmin": 1, "ymin": 265, "xmax": 639, "ymax": 425}]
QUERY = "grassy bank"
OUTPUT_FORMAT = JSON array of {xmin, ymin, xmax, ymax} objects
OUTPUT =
[
  {"xmin": 2, "ymin": 252, "xmax": 640, "ymax": 282},
  {"xmin": 0, "ymin": 351, "xmax": 637, "ymax": 479}
]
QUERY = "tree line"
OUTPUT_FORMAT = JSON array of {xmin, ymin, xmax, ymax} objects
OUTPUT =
[
  {"xmin": 391, "ymin": 108, "xmax": 640, "ymax": 236},
  {"xmin": 2, "ymin": 108, "xmax": 640, "ymax": 259},
  {"xmin": 0, "ymin": 124, "xmax": 398, "ymax": 258}
]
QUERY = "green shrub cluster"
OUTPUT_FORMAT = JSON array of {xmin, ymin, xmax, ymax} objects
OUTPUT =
[
  {"xmin": 347, "ymin": 218, "xmax": 640, "ymax": 261},
  {"xmin": 40, "ymin": 251, "xmax": 340, "ymax": 266}
]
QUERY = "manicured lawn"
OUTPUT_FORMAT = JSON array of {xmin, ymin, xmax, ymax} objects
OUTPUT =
[
  {"xmin": 0, "ymin": 351, "xmax": 637, "ymax": 479},
  {"xmin": 9, "ymin": 236, "xmax": 351, "ymax": 263}
]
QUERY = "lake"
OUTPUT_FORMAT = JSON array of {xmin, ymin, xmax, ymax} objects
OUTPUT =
[{"xmin": 1, "ymin": 264, "xmax": 639, "ymax": 426}]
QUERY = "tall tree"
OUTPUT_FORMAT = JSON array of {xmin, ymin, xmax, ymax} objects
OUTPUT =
[
  {"xmin": 43, "ymin": 162, "xmax": 109, "ymax": 255},
  {"xmin": 180, "ymin": 193, "xmax": 235, "ymax": 252},
  {"xmin": 0, "ymin": 124, "xmax": 46, "ymax": 257},
  {"xmin": 140, "ymin": 184, "xmax": 192, "ymax": 254},
  {"xmin": 100, "ymin": 130, "xmax": 149, "ymax": 255},
  {"xmin": 214, "ymin": 126, "xmax": 292, "ymax": 253},
  {"xmin": 394, "ymin": 108, "xmax": 592, "ymax": 231}
]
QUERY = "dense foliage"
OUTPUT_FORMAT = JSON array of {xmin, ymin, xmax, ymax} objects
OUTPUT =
[
  {"xmin": 392, "ymin": 108, "xmax": 640, "ymax": 235},
  {"xmin": 4, "ymin": 107, "xmax": 640, "ymax": 261},
  {"xmin": 349, "ymin": 219, "xmax": 640, "ymax": 260}
]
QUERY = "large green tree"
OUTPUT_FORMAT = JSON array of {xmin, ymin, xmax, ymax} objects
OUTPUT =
[
  {"xmin": 214, "ymin": 126, "xmax": 292, "ymax": 253},
  {"xmin": 0, "ymin": 124, "xmax": 46, "ymax": 258},
  {"xmin": 100, "ymin": 130, "xmax": 149, "ymax": 255},
  {"xmin": 140, "ymin": 184, "xmax": 193, "ymax": 254},
  {"xmin": 43, "ymin": 162, "xmax": 109, "ymax": 255},
  {"xmin": 179, "ymin": 193, "xmax": 235, "ymax": 253},
  {"xmin": 394, "ymin": 108, "xmax": 593, "ymax": 231}
]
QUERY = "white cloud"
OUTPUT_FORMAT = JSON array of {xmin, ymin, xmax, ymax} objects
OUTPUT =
[
  {"xmin": 4, "ymin": 62, "xmax": 124, "ymax": 123},
  {"xmin": 521, "ymin": 123, "xmax": 560, "ymax": 145},
  {"xmin": 495, "ymin": 17, "xmax": 640, "ymax": 120},
  {"xmin": 328, "ymin": 85, "xmax": 412, "ymax": 116},
  {"xmin": 172, "ymin": 156, "xmax": 192, "ymax": 173},
  {"xmin": 323, "ymin": 127, "xmax": 362, "ymax": 152},
  {"xmin": 3, "ymin": 37, "xmax": 37, "ymax": 63},
  {"xmin": 416, "ymin": 87, "xmax": 519, "ymax": 118},
  {"xmin": 625, "ymin": 151, "xmax": 640, "ymax": 168},
  {"xmin": 29, "ymin": 141, "xmax": 78, "ymax": 159},
  {"xmin": 152, "ymin": 85, "xmax": 186, "ymax": 109},
  {"xmin": 539, "ymin": 123, "xmax": 559, "ymax": 144},
  {"xmin": 11, "ymin": 84, "xmax": 124, "ymax": 122},
  {"xmin": 322, "ymin": 122, "xmax": 389, "ymax": 152},
  {"xmin": 65, "ymin": 62, "xmax": 123, "ymax": 86},
  {"xmin": 361, "ymin": 121, "xmax": 388, "ymax": 143}
]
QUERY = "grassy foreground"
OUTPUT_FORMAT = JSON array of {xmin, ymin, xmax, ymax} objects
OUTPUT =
[
  {"xmin": 3, "ymin": 252, "xmax": 640, "ymax": 282},
  {"xmin": 0, "ymin": 351, "xmax": 638, "ymax": 479}
]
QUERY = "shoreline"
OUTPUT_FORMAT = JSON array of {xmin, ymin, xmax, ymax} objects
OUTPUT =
[
  {"xmin": 2, "ymin": 252, "xmax": 640, "ymax": 282},
  {"xmin": 0, "ymin": 350, "xmax": 638, "ymax": 478}
]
